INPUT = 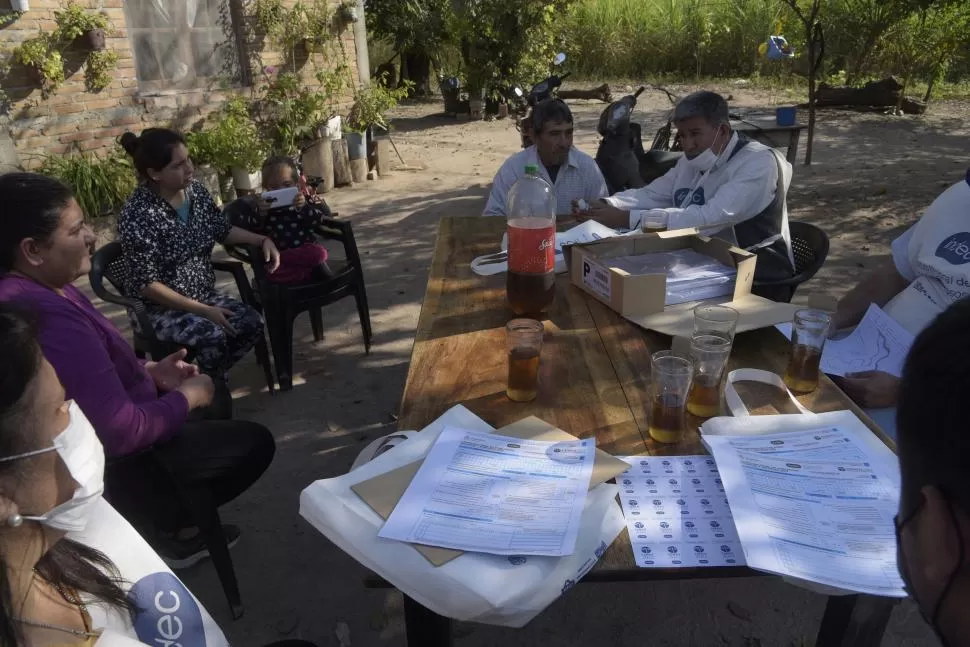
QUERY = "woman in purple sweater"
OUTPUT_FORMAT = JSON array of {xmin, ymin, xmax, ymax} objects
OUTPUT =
[{"xmin": 0, "ymin": 172, "xmax": 275, "ymax": 568}]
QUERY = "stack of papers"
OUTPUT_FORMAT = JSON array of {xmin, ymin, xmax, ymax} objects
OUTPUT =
[
  {"xmin": 617, "ymin": 456, "xmax": 745, "ymax": 568},
  {"xmin": 610, "ymin": 249, "xmax": 737, "ymax": 305},
  {"xmin": 702, "ymin": 415, "xmax": 906, "ymax": 597},
  {"xmin": 378, "ymin": 426, "xmax": 596, "ymax": 556}
]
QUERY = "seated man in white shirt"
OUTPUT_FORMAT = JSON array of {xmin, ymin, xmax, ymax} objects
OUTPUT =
[
  {"xmin": 829, "ymin": 172, "xmax": 970, "ymax": 436},
  {"xmin": 577, "ymin": 91, "xmax": 796, "ymax": 294},
  {"xmin": 483, "ymin": 99, "xmax": 608, "ymax": 218}
]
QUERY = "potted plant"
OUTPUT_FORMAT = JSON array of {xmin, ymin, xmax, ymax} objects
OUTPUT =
[
  {"xmin": 84, "ymin": 49, "xmax": 118, "ymax": 92},
  {"xmin": 14, "ymin": 36, "xmax": 65, "ymax": 92},
  {"xmin": 252, "ymin": 72, "xmax": 330, "ymax": 156},
  {"xmin": 337, "ymin": 0, "xmax": 358, "ymax": 24},
  {"xmin": 345, "ymin": 77, "xmax": 410, "ymax": 160},
  {"xmin": 209, "ymin": 96, "xmax": 268, "ymax": 192},
  {"xmin": 54, "ymin": 1, "xmax": 111, "ymax": 51},
  {"xmin": 185, "ymin": 129, "xmax": 225, "ymax": 204}
]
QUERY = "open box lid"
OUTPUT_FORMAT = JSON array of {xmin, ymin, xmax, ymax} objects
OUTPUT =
[{"xmin": 564, "ymin": 229, "xmax": 798, "ymax": 335}]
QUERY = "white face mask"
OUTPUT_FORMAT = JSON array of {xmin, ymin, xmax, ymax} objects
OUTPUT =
[
  {"xmin": 0, "ymin": 401, "xmax": 105, "ymax": 533},
  {"xmin": 685, "ymin": 128, "xmax": 725, "ymax": 173}
]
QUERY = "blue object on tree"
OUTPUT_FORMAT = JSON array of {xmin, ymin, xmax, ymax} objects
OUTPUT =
[{"xmin": 767, "ymin": 35, "xmax": 795, "ymax": 60}]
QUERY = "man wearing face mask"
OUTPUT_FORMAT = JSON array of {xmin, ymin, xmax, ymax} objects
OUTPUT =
[
  {"xmin": 894, "ymin": 297, "xmax": 970, "ymax": 646},
  {"xmin": 577, "ymin": 90, "xmax": 796, "ymax": 290}
]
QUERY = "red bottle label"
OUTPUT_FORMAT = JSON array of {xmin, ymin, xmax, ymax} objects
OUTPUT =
[{"xmin": 508, "ymin": 223, "xmax": 555, "ymax": 274}]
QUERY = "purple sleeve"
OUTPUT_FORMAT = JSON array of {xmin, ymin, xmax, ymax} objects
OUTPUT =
[{"xmin": 37, "ymin": 306, "xmax": 189, "ymax": 457}]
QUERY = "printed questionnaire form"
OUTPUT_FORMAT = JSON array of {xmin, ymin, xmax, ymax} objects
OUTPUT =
[{"xmin": 378, "ymin": 427, "xmax": 596, "ymax": 556}]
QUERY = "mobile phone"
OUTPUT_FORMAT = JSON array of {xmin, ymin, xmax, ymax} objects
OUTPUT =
[{"xmin": 261, "ymin": 186, "xmax": 299, "ymax": 209}]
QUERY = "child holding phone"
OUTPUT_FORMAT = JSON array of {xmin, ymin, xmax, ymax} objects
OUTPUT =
[{"xmin": 227, "ymin": 155, "xmax": 334, "ymax": 284}]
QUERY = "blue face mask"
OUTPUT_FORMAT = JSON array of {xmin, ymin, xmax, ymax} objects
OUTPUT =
[{"xmin": 895, "ymin": 495, "xmax": 964, "ymax": 647}]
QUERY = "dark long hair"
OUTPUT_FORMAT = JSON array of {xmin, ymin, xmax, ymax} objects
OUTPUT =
[
  {"xmin": 0, "ymin": 304, "xmax": 134, "ymax": 646},
  {"xmin": 0, "ymin": 173, "xmax": 75, "ymax": 273},
  {"xmin": 119, "ymin": 128, "xmax": 186, "ymax": 181}
]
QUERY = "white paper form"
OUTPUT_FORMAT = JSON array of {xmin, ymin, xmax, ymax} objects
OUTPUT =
[
  {"xmin": 775, "ymin": 304, "xmax": 914, "ymax": 377},
  {"xmin": 617, "ymin": 456, "xmax": 746, "ymax": 568},
  {"xmin": 378, "ymin": 426, "xmax": 596, "ymax": 556},
  {"xmin": 703, "ymin": 425, "xmax": 906, "ymax": 597}
]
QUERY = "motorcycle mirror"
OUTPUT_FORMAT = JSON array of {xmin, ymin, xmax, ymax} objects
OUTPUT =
[{"xmin": 553, "ymin": 52, "xmax": 566, "ymax": 66}]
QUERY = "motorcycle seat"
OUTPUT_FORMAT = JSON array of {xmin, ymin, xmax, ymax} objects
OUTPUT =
[{"xmin": 639, "ymin": 149, "xmax": 683, "ymax": 166}]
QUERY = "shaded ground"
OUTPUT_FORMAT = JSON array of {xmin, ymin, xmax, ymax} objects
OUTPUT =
[{"xmin": 82, "ymin": 84, "xmax": 968, "ymax": 646}]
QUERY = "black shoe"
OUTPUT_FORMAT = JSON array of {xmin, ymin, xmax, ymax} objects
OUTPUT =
[{"xmin": 156, "ymin": 524, "xmax": 241, "ymax": 570}]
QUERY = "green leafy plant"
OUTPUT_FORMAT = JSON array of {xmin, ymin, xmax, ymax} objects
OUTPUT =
[
  {"xmin": 14, "ymin": 35, "xmax": 65, "ymax": 91},
  {"xmin": 252, "ymin": 71, "xmax": 334, "ymax": 154},
  {"xmin": 252, "ymin": 0, "xmax": 287, "ymax": 38},
  {"xmin": 54, "ymin": 1, "xmax": 110, "ymax": 41},
  {"xmin": 84, "ymin": 49, "xmax": 117, "ymax": 92},
  {"xmin": 185, "ymin": 128, "xmax": 222, "ymax": 167},
  {"xmin": 345, "ymin": 74, "xmax": 412, "ymax": 133},
  {"xmin": 252, "ymin": 0, "xmax": 333, "ymax": 53},
  {"xmin": 209, "ymin": 95, "xmax": 269, "ymax": 172},
  {"xmin": 37, "ymin": 147, "xmax": 135, "ymax": 219}
]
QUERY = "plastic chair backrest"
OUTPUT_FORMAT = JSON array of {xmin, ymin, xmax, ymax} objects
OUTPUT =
[
  {"xmin": 90, "ymin": 242, "xmax": 133, "ymax": 305},
  {"xmin": 788, "ymin": 221, "xmax": 829, "ymax": 278}
]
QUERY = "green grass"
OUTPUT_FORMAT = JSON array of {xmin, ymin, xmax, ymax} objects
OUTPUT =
[{"xmin": 560, "ymin": 0, "xmax": 788, "ymax": 80}]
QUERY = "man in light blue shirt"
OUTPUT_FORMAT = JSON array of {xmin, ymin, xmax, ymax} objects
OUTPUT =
[{"xmin": 483, "ymin": 99, "xmax": 608, "ymax": 218}]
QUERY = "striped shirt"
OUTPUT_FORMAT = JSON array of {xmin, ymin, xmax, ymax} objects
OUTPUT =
[{"xmin": 483, "ymin": 146, "xmax": 608, "ymax": 217}]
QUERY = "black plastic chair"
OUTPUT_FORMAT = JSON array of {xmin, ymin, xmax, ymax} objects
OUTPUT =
[
  {"xmin": 752, "ymin": 221, "xmax": 830, "ymax": 303},
  {"xmin": 104, "ymin": 447, "xmax": 245, "ymax": 619},
  {"xmin": 89, "ymin": 241, "xmax": 275, "ymax": 394},
  {"xmin": 224, "ymin": 215, "xmax": 372, "ymax": 391}
]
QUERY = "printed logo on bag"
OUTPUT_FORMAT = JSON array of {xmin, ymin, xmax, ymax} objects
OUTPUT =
[
  {"xmin": 129, "ymin": 572, "xmax": 206, "ymax": 647},
  {"xmin": 936, "ymin": 233, "xmax": 970, "ymax": 265}
]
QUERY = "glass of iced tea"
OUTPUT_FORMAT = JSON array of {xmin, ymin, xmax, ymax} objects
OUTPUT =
[
  {"xmin": 506, "ymin": 318, "xmax": 544, "ymax": 402},
  {"xmin": 693, "ymin": 304, "xmax": 740, "ymax": 342},
  {"xmin": 648, "ymin": 351, "xmax": 694, "ymax": 444},
  {"xmin": 641, "ymin": 213, "xmax": 667, "ymax": 233},
  {"xmin": 783, "ymin": 309, "xmax": 832, "ymax": 394},
  {"xmin": 687, "ymin": 334, "xmax": 732, "ymax": 418}
]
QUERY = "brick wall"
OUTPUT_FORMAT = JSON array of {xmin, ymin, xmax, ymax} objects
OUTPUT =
[{"xmin": 0, "ymin": 0, "xmax": 361, "ymax": 167}]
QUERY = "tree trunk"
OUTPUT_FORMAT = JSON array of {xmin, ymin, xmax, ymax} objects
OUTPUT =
[
  {"xmin": 401, "ymin": 51, "xmax": 433, "ymax": 96},
  {"xmin": 805, "ymin": 31, "xmax": 817, "ymax": 165}
]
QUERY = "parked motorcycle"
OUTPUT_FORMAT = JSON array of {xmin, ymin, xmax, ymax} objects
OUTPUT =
[
  {"xmin": 595, "ymin": 86, "xmax": 684, "ymax": 194},
  {"xmin": 515, "ymin": 53, "xmax": 570, "ymax": 148}
]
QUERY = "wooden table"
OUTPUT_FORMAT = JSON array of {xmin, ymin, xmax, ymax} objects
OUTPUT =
[
  {"xmin": 390, "ymin": 216, "xmax": 897, "ymax": 646},
  {"xmin": 731, "ymin": 119, "xmax": 807, "ymax": 164}
]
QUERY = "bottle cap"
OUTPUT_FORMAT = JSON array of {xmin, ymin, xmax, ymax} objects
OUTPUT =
[{"xmin": 524, "ymin": 164, "xmax": 539, "ymax": 176}]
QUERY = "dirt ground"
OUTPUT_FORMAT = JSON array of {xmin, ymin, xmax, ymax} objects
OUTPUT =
[{"xmin": 88, "ymin": 84, "xmax": 970, "ymax": 646}]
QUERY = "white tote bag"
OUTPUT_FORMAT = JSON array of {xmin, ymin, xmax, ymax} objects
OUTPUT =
[
  {"xmin": 299, "ymin": 405, "xmax": 626, "ymax": 628},
  {"xmin": 70, "ymin": 500, "xmax": 229, "ymax": 647}
]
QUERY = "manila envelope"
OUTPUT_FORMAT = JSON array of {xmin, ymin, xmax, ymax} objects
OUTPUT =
[{"xmin": 351, "ymin": 416, "xmax": 631, "ymax": 566}]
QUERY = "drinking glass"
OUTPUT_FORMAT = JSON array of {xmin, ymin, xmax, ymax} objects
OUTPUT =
[
  {"xmin": 783, "ymin": 309, "xmax": 832, "ymax": 394},
  {"xmin": 506, "ymin": 319, "xmax": 543, "ymax": 402},
  {"xmin": 693, "ymin": 304, "xmax": 740, "ymax": 342},
  {"xmin": 648, "ymin": 351, "xmax": 694, "ymax": 444},
  {"xmin": 687, "ymin": 334, "xmax": 732, "ymax": 418}
]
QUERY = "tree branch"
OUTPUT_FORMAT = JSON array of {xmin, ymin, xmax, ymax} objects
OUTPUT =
[{"xmin": 780, "ymin": 0, "xmax": 809, "ymax": 26}]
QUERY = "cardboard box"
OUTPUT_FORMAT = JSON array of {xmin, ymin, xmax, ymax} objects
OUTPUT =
[{"xmin": 567, "ymin": 229, "xmax": 798, "ymax": 336}]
